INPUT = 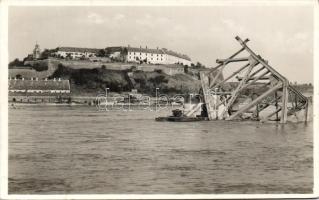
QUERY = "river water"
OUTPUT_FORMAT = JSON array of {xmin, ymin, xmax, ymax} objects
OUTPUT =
[{"xmin": 8, "ymin": 105, "xmax": 313, "ymax": 194}]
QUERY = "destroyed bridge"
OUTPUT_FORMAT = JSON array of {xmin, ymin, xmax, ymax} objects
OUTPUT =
[{"xmin": 185, "ymin": 36, "xmax": 309, "ymax": 123}]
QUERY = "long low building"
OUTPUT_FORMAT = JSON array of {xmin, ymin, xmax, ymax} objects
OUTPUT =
[
  {"xmin": 9, "ymin": 78, "xmax": 70, "ymax": 94},
  {"xmin": 106, "ymin": 46, "xmax": 192, "ymax": 66}
]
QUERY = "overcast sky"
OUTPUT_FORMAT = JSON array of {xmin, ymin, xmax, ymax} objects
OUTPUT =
[{"xmin": 9, "ymin": 5, "xmax": 313, "ymax": 83}]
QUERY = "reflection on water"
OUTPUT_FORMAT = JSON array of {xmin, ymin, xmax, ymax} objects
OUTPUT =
[{"xmin": 9, "ymin": 105, "xmax": 313, "ymax": 194}]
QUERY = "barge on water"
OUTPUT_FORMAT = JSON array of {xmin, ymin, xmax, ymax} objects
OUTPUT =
[{"xmin": 155, "ymin": 109, "xmax": 208, "ymax": 122}]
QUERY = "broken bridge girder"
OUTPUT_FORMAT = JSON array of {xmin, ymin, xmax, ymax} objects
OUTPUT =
[{"xmin": 195, "ymin": 36, "xmax": 309, "ymax": 123}]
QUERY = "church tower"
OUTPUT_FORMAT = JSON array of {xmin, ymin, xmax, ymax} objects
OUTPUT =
[{"xmin": 33, "ymin": 42, "xmax": 41, "ymax": 60}]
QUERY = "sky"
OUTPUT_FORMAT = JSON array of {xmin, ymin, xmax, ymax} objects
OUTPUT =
[{"xmin": 9, "ymin": 5, "xmax": 314, "ymax": 83}]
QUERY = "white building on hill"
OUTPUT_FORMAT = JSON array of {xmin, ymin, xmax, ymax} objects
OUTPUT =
[
  {"xmin": 106, "ymin": 46, "xmax": 192, "ymax": 66},
  {"xmin": 55, "ymin": 47, "xmax": 100, "ymax": 59}
]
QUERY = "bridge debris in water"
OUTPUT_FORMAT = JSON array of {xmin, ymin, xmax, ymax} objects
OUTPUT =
[{"xmin": 161, "ymin": 36, "xmax": 309, "ymax": 123}]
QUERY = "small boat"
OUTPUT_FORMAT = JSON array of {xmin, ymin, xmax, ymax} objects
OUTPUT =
[
  {"xmin": 155, "ymin": 116, "xmax": 208, "ymax": 122},
  {"xmin": 155, "ymin": 109, "xmax": 209, "ymax": 122}
]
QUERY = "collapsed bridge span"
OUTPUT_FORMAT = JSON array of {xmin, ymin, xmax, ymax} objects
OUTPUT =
[{"xmin": 187, "ymin": 36, "xmax": 308, "ymax": 123}]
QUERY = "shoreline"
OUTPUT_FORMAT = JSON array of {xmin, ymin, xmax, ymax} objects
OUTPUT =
[{"xmin": 8, "ymin": 102, "xmax": 181, "ymax": 107}]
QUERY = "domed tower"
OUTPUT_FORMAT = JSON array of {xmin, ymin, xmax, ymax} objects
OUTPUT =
[{"xmin": 33, "ymin": 42, "xmax": 41, "ymax": 60}]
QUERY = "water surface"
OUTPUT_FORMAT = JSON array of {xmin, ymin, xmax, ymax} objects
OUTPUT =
[{"xmin": 9, "ymin": 105, "xmax": 313, "ymax": 194}]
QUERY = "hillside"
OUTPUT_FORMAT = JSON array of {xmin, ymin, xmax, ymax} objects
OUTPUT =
[
  {"xmin": 9, "ymin": 58, "xmax": 312, "ymax": 97},
  {"xmin": 49, "ymin": 64, "xmax": 201, "ymax": 96}
]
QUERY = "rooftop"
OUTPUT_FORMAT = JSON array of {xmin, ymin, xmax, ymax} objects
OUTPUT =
[
  {"xmin": 162, "ymin": 49, "xmax": 191, "ymax": 61},
  {"xmin": 57, "ymin": 47, "xmax": 101, "ymax": 53}
]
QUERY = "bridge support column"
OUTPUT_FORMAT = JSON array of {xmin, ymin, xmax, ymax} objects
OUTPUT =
[{"xmin": 280, "ymin": 81, "xmax": 289, "ymax": 124}]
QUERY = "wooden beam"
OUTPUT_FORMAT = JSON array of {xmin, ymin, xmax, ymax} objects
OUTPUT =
[
  {"xmin": 237, "ymin": 67, "xmax": 269, "ymax": 81},
  {"xmin": 288, "ymin": 85, "xmax": 307, "ymax": 101},
  {"xmin": 226, "ymin": 83, "xmax": 282, "ymax": 120},
  {"xmin": 249, "ymin": 66, "xmax": 265, "ymax": 78},
  {"xmin": 213, "ymin": 63, "xmax": 250, "ymax": 89},
  {"xmin": 294, "ymin": 93, "xmax": 298, "ymax": 108},
  {"xmin": 261, "ymin": 108, "xmax": 282, "ymax": 122},
  {"xmin": 304, "ymin": 101, "xmax": 308, "ymax": 123},
  {"xmin": 216, "ymin": 57, "xmax": 249, "ymax": 64},
  {"xmin": 209, "ymin": 64, "xmax": 226, "ymax": 88},
  {"xmin": 240, "ymin": 71, "xmax": 270, "ymax": 90},
  {"xmin": 275, "ymin": 91, "xmax": 279, "ymax": 121},
  {"xmin": 237, "ymin": 76, "xmax": 271, "ymax": 81}
]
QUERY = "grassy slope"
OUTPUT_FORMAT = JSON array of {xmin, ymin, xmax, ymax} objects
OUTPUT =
[{"xmin": 50, "ymin": 65, "xmax": 201, "ymax": 96}]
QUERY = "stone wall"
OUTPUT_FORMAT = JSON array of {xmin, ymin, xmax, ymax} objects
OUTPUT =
[
  {"xmin": 17, "ymin": 58, "xmax": 194, "ymax": 78},
  {"xmin": 137, "ymin": 64, "xmax": 185, "ymax": 75}
]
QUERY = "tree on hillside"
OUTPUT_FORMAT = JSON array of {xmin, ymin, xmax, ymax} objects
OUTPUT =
[
  {"xmin": 8, "ymin": 58, "xmax": 24, "ymax": 67},
  {"xmin": 40, "ymin": 49, "xmax": 57, "ymax": 59},
  {"xmin": 150, "ymin": 75, "xmax": 168, "ymax": 85},
  {"xmin": 105, "ymin": 48, "xmax": 112, "ymax": 57},
  {"xmin": 66, "ymin": 53, "xmax": 72, "ymax": 59},
  {"xmin": 184, "ymin": 65, "xmax": 189, "ymax": 73},
  {"xmin": 97, "ymin": 49, "xmax": 106, "ymax": 57},
  {"xmin": 32, "ymin": 63, "xmax": 48, "ymax": 71},
  {"xmin": 195, "ymin": 62, "xmax": 205, "ymax": 68},
  {"xmin": 22, "ymin": 54, "xmax": 34, "ymax": 62},
  {"xmin": 40, "ymin": 49, "xmax": 50, "ymax": 59},
  {"xmin": 120, "ymin": 48, "xmax": 128, "ymax": 61},
  {"xmin": 15, "ymin": 74, "xmax": 22, "ymax": 79}
]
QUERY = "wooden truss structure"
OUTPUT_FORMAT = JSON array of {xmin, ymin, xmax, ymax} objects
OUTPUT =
[{"xmin": 186, "ymin": 36, "xmax": 308, "ymax": 123}]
